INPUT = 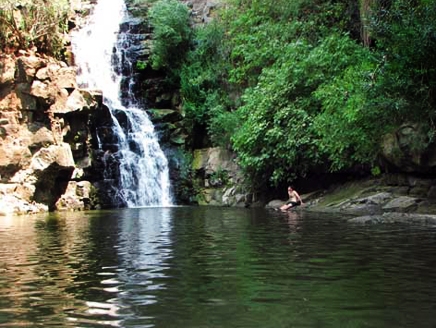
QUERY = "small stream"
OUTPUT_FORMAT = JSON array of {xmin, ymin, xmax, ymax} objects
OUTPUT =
[{"xmin": 1, "ymin": 208, "xmax": 436, "ymax": 327}]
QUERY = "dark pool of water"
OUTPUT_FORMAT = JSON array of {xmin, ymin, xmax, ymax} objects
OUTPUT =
[{"xmin": 1, "ymin": 207, "xmax": 436, "ymax": 327}]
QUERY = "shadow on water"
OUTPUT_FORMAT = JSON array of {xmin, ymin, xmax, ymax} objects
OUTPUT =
[{"xmin": 1, "ymin": 207, "xmax": 436, "ymax": 327}]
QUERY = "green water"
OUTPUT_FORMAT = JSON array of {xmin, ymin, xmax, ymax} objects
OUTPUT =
[{"xmin": 1, "ymin": 207, "xmax": 436, "ymax": 327}]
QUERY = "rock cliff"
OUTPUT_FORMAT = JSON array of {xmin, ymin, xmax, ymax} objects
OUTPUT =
[{"xmin": 0, "ymin": 50, "xmax": 101, "ymax": 215}]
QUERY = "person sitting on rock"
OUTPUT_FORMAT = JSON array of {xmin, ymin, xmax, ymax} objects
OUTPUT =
[{"xmin": 280, "ymin": 186, "xmax": 303, "ymax": 211}]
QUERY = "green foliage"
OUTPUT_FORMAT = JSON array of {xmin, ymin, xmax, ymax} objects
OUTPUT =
[
  {"xmin": 308, "ymin": 0, "xmax": 436, "ymax": 173},
  {"xmin": 369, "ymin": 0, "xmax": 436, "ymax": 119},
  {"xmin": 207, "ymin": 96, "xmax": 240, "ymax": 147},
  {"xmin": 371, "ymin": 166, "xmax": 381, "ymax": 176},
  {"xmin": 232, "ymin": 33, "xmax": 365, "ymax": 185},
  {"xmin": 135, "ymin": 60, "xmax": 148, "ymax": 70},
  {"xmin": 0, "ymin": 0, "xmax": 69, "ymax": 58},
  {"xmin": 313, "ymin": 50, "xmax": 385, "ymax": 171},
  {"xmin": 180, "ymin": 21, "xmax": 238, "ymax": 147},
  {"xmin": 180, "ymin": 23, "xmax": 225, "ymax": 121},
  {"xmin": 223, "ymin": 0, "xmax": 353, "ymax": 86},
  {"xmin": 209, "ymin": 167, "xmax": 229, "ymax": 187},
  {"xmin": 148, "ymin": 0, "xmax": 191, "ymax": 72},
  {"xmin": 171, "ymin": 0, "xmax": 436, "ymax": 188}
]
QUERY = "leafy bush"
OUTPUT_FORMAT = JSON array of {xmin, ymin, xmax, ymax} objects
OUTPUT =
[
  {"xmin": 180, "ymin": 21, "xmax": 237, "ymax": 147},
  {"xmin": 180, "ymin": 23, "xmax": 225, "ymax": 122},
  {"xmin": 313, "ymin": 53, "xmax": 384, "ymax": 171},
  {"xmin": 232, "ymin": 33, "xmax": 365, "ymax": 186},
  {"xmin": 0, "ymin": 0, "xmax": 69, "ymax": 58},
  {"xmin": 148, "ymin": 0, "xmax": 191, "ymax": 72}
]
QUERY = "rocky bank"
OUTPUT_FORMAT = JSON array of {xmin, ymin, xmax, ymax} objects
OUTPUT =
[{"xmin": 267, "ymin": 173, "xmax": 436, "ymax": 225}]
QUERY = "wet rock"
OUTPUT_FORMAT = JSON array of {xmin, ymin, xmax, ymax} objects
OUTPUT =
[
  {"xmin": 266, "ymin": 200, "xmax": 284, "ymax": 209},
  {"xmin": 349, "ymin": 212, "xmax": 436, "ymax": 225},
  {"xmin": 0, "ymin": 194, "xmax": 48, "ymax": 216},
  {"xmin": 148, "ymin": 108, "xmax": 183, "ymax": 123}
]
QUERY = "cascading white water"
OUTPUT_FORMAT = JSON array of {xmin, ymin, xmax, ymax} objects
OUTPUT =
[{"xmin": 71, "ymin": 0, "xmax": 172, "ymax": 207}]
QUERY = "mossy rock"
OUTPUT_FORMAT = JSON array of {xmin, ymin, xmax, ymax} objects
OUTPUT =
[
  {"xmin": 317, "ymin": 180, "xmax": 376, "ymax": 207},
  {"xmin": 147, "ymin": 109, "xmax": 182, "ymax": 123}
]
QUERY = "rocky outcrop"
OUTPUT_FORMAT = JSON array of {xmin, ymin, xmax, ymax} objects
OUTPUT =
[
  {"xmin": 349, "ymin": 212, "xmax": 436, "ymax": 225},
  {"xmin": 265, "ymin": 173, "xmax": 436, "ymax": 225},
  {"xmin": 191, "ymin": 147, "xmax": 251, "ymax": 206},
  {"xmin": 0, "ymin": 50, "xmax": 100, "ymax": 215},
  {"xmin": 381, "ymin": 123, "xmax": 436, "ymax": 173},
  {"xmin": 183, "ymin": 0, "xmax": 223, "ymax": 25}
]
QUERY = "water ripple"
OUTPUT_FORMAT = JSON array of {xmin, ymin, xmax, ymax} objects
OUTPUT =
[{"xmin": 2, "ymin": 209, "xmax": 436, "ymax": 327}]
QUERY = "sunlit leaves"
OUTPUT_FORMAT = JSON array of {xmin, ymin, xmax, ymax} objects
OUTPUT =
[{"xmin": 232, "ymin": 33, "xmax": 366, "ymax": 185}]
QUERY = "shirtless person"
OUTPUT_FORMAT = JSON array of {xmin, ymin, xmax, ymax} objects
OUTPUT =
[{"xmin": 280, "ymin": 186, "xmax": 303, "ymax": 211}]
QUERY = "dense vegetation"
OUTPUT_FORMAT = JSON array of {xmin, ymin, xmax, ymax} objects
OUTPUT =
[
  {"xmin": 0, "ymin": 0, "xmax": 69, "ymax": 58},
  {"xmin": 145, "ymin": 0, "xmax": 436, "ymax": 189}
]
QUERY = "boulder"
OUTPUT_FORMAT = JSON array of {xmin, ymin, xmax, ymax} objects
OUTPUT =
[
  {"xmin": 267, "ymin": 199, "xmax": 286, "ymax": 209},
  {"xmin": 53, "ymin": 67, "xmax": 77, "ymax": 90},
  {"xmin": 16, "ymin": 55, "xmax": 45, "ymax": 83},
  {"xmin": 148, "ymin": 108, "xmax": 183, "ymax": 123},
  {"xmin": 30, "ymin": 80, "xmax": 58, "ymax": 106},
  {"xmin": 0, "ymin": 193, "xmax": 48, "ymax": 216},
  {"xmin": 30, "ymin": 126, "xmax": 56, "ymax": 149},
  {"xmin": 35, "ymin": 63, "xmax": 62, "ymax": 81},
  {"xmin": 55, "ymin": 180, "xmax": 93, "ymax": 211},
  {"xmin": 192, "ymin": 147, "xmax": 239, "ymax": 175},
  {"xmin": 65, "ymin": 89, "xmax": 98, "ymax": 112},
  {"xmin": 185, "ymin": 0, "xmax": 223, "ymax": 25},
  {"xmin": 0, "ymin": 142, "xmax": 32, "ymax": 177},
  {"xmin": 30, "ymin": 143, "xmax": 75, "ymax": 172}
]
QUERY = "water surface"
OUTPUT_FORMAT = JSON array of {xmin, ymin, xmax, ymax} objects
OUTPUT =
[{"xmin": 1, "ymin": 207, "xmax": 436, "ymax": 327}]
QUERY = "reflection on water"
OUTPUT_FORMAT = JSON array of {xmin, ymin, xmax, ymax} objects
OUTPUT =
[{"xmin": 1, "ymin": 207, "xmax": 436, "ymax": 327}]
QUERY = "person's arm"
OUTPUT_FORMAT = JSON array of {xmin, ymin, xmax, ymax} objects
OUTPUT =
[{"xmin": 294, "ymin": 191, "xmax": 303, "ymax": 204}]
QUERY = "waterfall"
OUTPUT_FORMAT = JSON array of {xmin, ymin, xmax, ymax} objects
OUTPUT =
[{"xmin": 71, "ymin": 0, "xmax": 172, "ymax": 207}]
